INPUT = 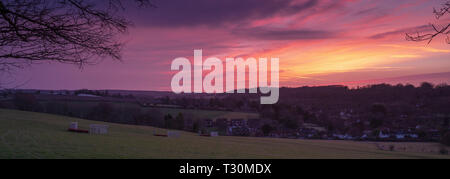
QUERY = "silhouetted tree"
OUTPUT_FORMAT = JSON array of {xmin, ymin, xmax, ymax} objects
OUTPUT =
[
  {"xmin": 442, "ymin": 132, "xmax": 450, "ymax": 146},
  {"xmin": 87, "ymin": 102, "xmax": 115, "ymax": 122},
  {"xmin": 147, "ymin": 109, "xmax": 164, "ymax": 127},
  {"xmin": 215, "ymin": 118, "xmax": 228, "ymax": 134},
  {"xmin": 261, "ymin": 124, "xmax": 274, "ymax": 136},
  {"xmin": 0, "ymin": 0, "xmax": 154, "ymax": 71},
  {"xmin": 282, "ymin": 119, "xmax": 299, "ymax": 130},
  {"xmin": 406, "ymin": 1, "xmax": 450, "ymax": 44},
  {"xmin": 369, "ymin": 103, "xmax": 387, "ymax": 129},
  {"xmin": 45, "ymin": 102, "xmax": 69, "ymax": 115},
  {"xmin": 165, "ymin": 114, "xmax": 180, "ymax": 129},
  {"xmin": 13, "ymin": 93, "xmax": 36, "ymax": 111},
  {"xmin": 371, "ymin": 103, "xmax": 387, "ymax": 116},
  {"xmin": 174, "ymin": 112, "xmax": 185, "ymax": 130},
  {"xmin": 420, "ymin": 82, "xmax": 434, "ymax": 90}
]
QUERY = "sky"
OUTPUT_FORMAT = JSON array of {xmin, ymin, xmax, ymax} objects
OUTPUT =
[{"xmin": 3, "ymin": 0, "xmax": 450, "ymax": 91}]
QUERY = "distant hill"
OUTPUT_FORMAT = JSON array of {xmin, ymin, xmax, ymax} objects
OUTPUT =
[
  {"xmin": 9, "ymin": 72, "xmax": 450, "ymax": 98},
  {"xmin": 333, "ymin": 72, "xmax": 450, "ymax": 88}
]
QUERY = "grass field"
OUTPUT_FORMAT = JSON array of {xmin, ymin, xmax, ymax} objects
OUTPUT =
[{"xmin": 0, "ymin": 109, "xmax": 449, "ymax": 159}]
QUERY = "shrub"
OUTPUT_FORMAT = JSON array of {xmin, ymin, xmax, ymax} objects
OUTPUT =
[
  {"xmin": 441, "ymin": 132, "xmax": 450, "ymax": 146},
  {"xmin": 165, "ymin": 114, "xmax": 184, "ymax": 129},
  {"xmin": 439, "ymin": 147, "xmax": 448, "ymax": 155},
  {"xmin": 87, "ymin": 102, "xmax": 115, "ymax": 122},
  {"xmin": 389, "ymin": 145, "xmax": 395, "ymax": 151},
  {"xmin": 261, "ymin": 124, "xmax": 274, "ymax": 136},
  {"xmin": 45, "ymin": 102, "xmax": 68, "ymax": 115},
  {"xmin": 14, "ymin": 93, "xmax": 37, "ymax": 111}
]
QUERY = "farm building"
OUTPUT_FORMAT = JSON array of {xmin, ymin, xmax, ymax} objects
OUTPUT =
[
  {"xmin": 210, "ymin": 131, "xmax": 219, "ymax": 137},
  {"xmin": 90, "ymin": 124, "xmax": 109, "ymax": 134},
  {"xmin": 69, "ymin": 122, "xmax": 78, "ymax": 129},
  {"xmin": 167, "ymin": 131, "xmax": 181, "ymax": 138}
]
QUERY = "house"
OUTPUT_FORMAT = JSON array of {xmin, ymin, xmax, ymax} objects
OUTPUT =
[
  {"xmin": 332, "ymin": 134, "xmax": 345, "ymax": 140},
  {"xmin": 395, "ymin": 133, "xmax": 406, "ymax": 140},
  {"xmin": 299, "ymin": 128, "xmax": 319, "ymax": 138},
  {"xmin": 230, "ymin": 119, "xmax": 247, "ymax": 127},
  {"xmin": 343, "ymin": 134, "xmax": 355, "ymax": 140},
  {"xmin": 227, "ymin": 126, "xmax": 250, "ymax": 136},
  {"xmin": 204, "ymin": 119, "xmax": 214, "ymax": 128},
  {"xmin": 408, "ymin": 134, "xmax": 419, "ymax": 139},
  {"xmin": 268, "ymin": 132, "xmax": 280, "ymax": 138},
  {"xmin": 379, "ymin": 131, "xmax": 390, "ymax": 139},
  {"xmin": 339, "ymin": 111, "xmax": 352, "ymax": 120},
  {"xmin": 429, "ymin": 130, "xmax": 441, "ymax": 141},
  {"xmin": 77, "ymin": 94, "xmax": 100, "ymax": 98},
  {"xmin": 360, "ymin": 134, "xmax": 369, "ymax": 140}
]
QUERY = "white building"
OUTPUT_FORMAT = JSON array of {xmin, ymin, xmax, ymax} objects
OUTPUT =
[
  {"xmin": 77, "ymin": 94, "xmax": 100, "ymax": 98},
  {"xmin": 210, "ymin": 132, "xmax": 219, "ymax": 137},
  {"xmin": 167, "ymin": 131, "xmax": 180, "ymax": 138},
  {"xmin": 379, "ymin": 131, "xmax": 390, "ymax": 139},
  {"xmin": 90, "ymin": 124, "xmax": 109, "ymax": 134},
  {"xmin": 69, "ymin": 122, "xmax": 78, "ymax": 129},
  {"xmin": 395, "ymin": 133, "xmax": 406, "ymax": 139}
]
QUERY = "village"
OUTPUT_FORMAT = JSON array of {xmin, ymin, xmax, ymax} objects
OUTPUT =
[{"xmin": 191, "ymin": 117, "xmax": 443, "ymax": 142}]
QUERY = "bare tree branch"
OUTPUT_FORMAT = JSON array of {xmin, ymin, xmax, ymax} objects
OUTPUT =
[
  {"xmin": 433, "ymin": 1, "xmax": 450, "ymax": 19},
  {"xmin": 406, "ymin": 0, "xmax": 450, "ymax": 45},
  {"xmin": 0, "ymin": 0, "xmax": 154, "ymax": 71}
]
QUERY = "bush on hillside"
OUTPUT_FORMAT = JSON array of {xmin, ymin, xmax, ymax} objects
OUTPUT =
[{"xmin": 441, "ymin": 132, "xmax": 450, "ymax": 146}]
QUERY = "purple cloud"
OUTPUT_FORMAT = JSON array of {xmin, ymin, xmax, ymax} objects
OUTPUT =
[
  {"xmin": 232, "ymin": 27, "xmax": 338, "ymax": 40},
  {"xmin": 129, "ymin": 0, "xmax": 319, "ymax": 27},
  {"xmin": 369, "ymin": 25, "xmax": 432, "ymax": 39}
]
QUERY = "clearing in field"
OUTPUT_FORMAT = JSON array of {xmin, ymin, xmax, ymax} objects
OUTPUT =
[
  {"xmin": 37, "ymin": 101, "xmax": 259, "ymax": 120},
  {"xmin": 0, "ymin": 109, "xmax": 448, "ymax": 159}
]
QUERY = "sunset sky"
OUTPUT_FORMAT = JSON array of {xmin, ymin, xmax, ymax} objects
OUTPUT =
[{"xmin": 4, "ymin": 0, "xmax": 450, "ymax": 91}]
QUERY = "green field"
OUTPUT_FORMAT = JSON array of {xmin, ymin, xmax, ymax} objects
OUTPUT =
[{"xmin": 0, "ymin": 109, "xmax": 448, "ymax": 159}]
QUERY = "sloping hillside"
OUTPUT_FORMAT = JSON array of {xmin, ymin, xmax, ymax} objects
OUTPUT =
[{"xmin": 0, "ymin": 109, "xmax": 448, "ymax": 159}]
